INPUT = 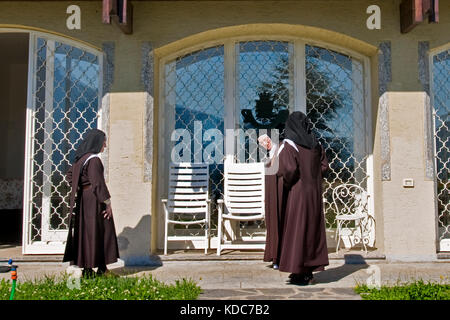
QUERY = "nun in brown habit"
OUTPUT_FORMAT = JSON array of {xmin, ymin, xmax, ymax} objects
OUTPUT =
[
  {"xmin": 276, "ymin": 111, "xmax": 329, "ymax": 285},
  {"xmin": 259, "ymin": 133, "xmax": 286, "ymax": 270},
  {"xmin": 63, "ymin": 129, "xmax": 119, "ymax": 277}
]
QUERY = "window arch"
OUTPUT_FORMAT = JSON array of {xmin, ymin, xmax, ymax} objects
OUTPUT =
[
  {"xmin": 0, "ymin": 27, "xmax": 104, "ymax": 253},
  {"xmin": 157, "ymin": 35, "xmax": 374, "ymax": 250}
]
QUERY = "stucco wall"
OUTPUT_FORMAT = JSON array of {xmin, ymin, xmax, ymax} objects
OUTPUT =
[
  {"xmin": 380, "ymin": 92, "xmax": 438, "ymax": 261},
  {"xmin": 1, "ymin": 1, "xmax": 449, "ymax": 92},
  {"xmin": 0, "ymin": 0, "xmax": 448, "ymax": 262},
  {"xmin": 107, "ymin": 92, "xmax": 153, "ymax": 264}
]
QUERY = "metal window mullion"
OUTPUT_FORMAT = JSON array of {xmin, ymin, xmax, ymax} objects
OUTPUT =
[
  {"xmin": 294, "ymin": 40, "xmax": 306, "ymax": 113},
  {"xmin": 428, "ymin": 53, "xmax": 439, "ymax": 179},
  {"xmin": 41, "ymin": 39, "xmax": 55, "ymax": 242},
  {"xmin": 155, "ymin": 57, "xmax": 167, "ymax": 250},
  {"xmin": 164, "ymin": 60, "xmax": 177, "ymax": 237},
  {"xmin": 98, "ymin": 53, "xmax": 104, "ymax": 131},
  {"xmin": 63, "ymin": 49, "xmax": 72, "ymax": 166},
  {"xmin": 224, "ymin": 40, "xmax": 239, "ymax": 239},
  {"xmin": 364, "ymin": 58, "xmax": 373, "ymax": 156},
  {"xmin": 352, "ymin": 59, "xmax": 365, "ymax": 185},
  {"xmin": 224, "ymin": 40, "xmax": 236, "ymax": 159},
  {"xmin": 23, "ymin": 33, "xmax": 38, "ymax": 252},
  {"xmin": 363, "ymin": 57, "xmax": 376, "ymax": 240}
]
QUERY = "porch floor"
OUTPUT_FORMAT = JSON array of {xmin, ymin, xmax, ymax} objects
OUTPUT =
[
  {"xmin": 3, "ymin": 244, "xmax": 449, "ymax": 263},
  {"xmin": 1, "ymin": 244, "xmax": 386, "ymax": 263}
]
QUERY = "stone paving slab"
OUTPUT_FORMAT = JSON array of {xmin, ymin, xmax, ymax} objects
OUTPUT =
[
  {"xmin": 0, "ymin": 259, "xmax": 448, "ymax": 300},
  {"xmin": 198, "ymin": 287, "xmax": 362, "ymax": 300}
]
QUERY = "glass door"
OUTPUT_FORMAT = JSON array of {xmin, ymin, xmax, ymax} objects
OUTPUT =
[{"xmin": 23, "ymin": 34, "xmax": 102, "ymax": 253}]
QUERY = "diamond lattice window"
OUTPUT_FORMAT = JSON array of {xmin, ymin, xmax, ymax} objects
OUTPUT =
[
  {"xmin": 432, "ymin": 49, "xmax": 450, "ymax": 245},
  {"xmin": 26, "ymin": 36, "xmax": 101, "ymax": 245},
  {"xmin": 162, "ymin": 39, "xmax": 370, "ymax": 248}
]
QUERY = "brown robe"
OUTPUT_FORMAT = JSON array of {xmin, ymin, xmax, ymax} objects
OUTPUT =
[
  {"xmin": 263, "ymin": 149, "xmax": 287, "ymax": 265},
  {"xmin": 63, "ymin": 153, "xmax": 119, "ymax": 268},
  {"xmin": 277, "ymin": 142, "xmax": 329, "ymax": 275}
]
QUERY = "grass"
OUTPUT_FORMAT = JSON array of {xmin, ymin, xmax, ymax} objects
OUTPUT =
[
  {"xmin": 0, "ymin": 274, "xmax": 202, "ymax": 300},
  {"xmin": 355, "ymin": 279, "xmax": 450, "ymax": 300}
]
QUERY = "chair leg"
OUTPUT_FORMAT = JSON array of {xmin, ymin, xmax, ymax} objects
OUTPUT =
[
  {"xmin": 164, "ymin": 211, "xmax": 169, "ymax": 256},
  {"xmin": 205, "ymin": 205, "xmax": 210, "ymax": 255},
  {"xmin": 360, "ymin": 223, "xmax": 368, "ymax": 255},
  {"xmin": 336, "ymin": 221, "xmax": 341, "ymax": 254},
  {"xmin": 204, "ymin": 228, "xmax": 208, "ymax": 255},
  {"xmin": 217, "ymin": 205, "xmax": 223, "ymax": 256},
  {"xmin": 204, "ymin": 216, "xmax": 209, "ymax": 255}
]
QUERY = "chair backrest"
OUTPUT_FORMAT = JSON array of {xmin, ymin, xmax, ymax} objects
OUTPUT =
[
  {"xmin": 167, "ymin": 163, "xmax": 209, "ymax": 215},
  {"xmin": 224, "ymin": 161, "xmax": 265, "ymax": 217},
  {"xmin": 332, "ymin": 184, "xmax": 368, "ymax": 217}
]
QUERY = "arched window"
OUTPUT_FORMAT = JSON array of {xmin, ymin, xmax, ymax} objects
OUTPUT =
[
  {"xmin": 21, "ymin": 32, "xmax": 103, "ymax": 253},
  {"xmin": 159, "ymin": 38, "xmax": 373, "ymax": 249}
]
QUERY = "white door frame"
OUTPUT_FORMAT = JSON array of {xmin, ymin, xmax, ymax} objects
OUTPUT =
[
  {"xmin": 0, "ymin": 28, "xmax": 103, "ymax": 254},
  {"xmin": 428, "ymin": 43, "xmax": 450, "ymax": 252}
]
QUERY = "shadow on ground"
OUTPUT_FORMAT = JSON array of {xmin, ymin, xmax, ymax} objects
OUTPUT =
[{"xmin": 313, "ymin": 254, "xmax": 370, "ymax": 285}]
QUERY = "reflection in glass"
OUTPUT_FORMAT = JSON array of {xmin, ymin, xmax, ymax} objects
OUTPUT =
[
  {"xmin": 305, "ymin": 45, "xmax": 367, "ymax": 229},
  {"xmin": 238, "ymin": 41, "xmax": 292, "ymax": 163},
  {"xmin": 171, "ymin": 46, "xmax": 225, "ymax": 201}
]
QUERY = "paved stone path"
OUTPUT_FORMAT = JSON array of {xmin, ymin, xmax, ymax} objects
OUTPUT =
[
  {"xmin": 1, "ymin": 258, "xmax": 448, "ymax": 300},
  {"xmin": 198, "ymin": 287, "xmax": 362, "ymax": 300}
]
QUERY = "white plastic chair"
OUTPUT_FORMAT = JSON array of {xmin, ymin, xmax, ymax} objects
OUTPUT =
[
  {"xmin": 217, "ymin": 160, "xmax": 265, "ymax": 256},
  {"xmin": 332, "ymin": 184, "xmax": 371, "ymax": 254},
  {"xmin": 161, "ymin": 163, "xmax": 211, "ymax": 255}
]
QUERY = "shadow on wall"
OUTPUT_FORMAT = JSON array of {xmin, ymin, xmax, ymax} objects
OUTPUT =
[{"xmin": 117, "ymin": 214, "xmax": 162, "ymax": 267}]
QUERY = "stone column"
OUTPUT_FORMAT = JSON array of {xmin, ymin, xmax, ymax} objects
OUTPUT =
[
  {"xmin": 380, "ymin": 92, "xmax": 437, "ymax": 262},
  {"xmin": 108, "ymin": 92, "xmax": 153, "ymax": 265}
]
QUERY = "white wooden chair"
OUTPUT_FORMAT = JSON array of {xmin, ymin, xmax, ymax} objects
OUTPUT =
[
  {"xmin": 332, "ymin": 184, "xmax": 372, "ymax": 254},
  {"xmin": 161, "ymin": 163, "xmax": 211, "ymax": 255},
  {"xmin": 216, "ymin": 160, "xmax": 265, "ymax": 256}
]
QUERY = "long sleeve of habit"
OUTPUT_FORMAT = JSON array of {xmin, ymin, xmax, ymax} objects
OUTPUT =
[
  {"xmin": 67, "ymin": 166, "xmax": 73, "ymax": 185},
  {"xmin": 320, "ymin": 145, "xmax": 329, "ymax": 177},
  {"xmin": 86, "ymin": 157, "xmax": 111, "ymax": 204},
  {"xmin": 263, "ymin": 143, "xmax": 278, "ymax": 168},
  {"xmin": 276, "ymin": 143, "xmax": 300, "ymax": 189}
]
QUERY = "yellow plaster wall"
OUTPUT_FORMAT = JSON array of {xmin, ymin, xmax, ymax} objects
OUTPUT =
[
  {"xmin": 381, "ymin": 92, "xmax": 437, "ymax": 261},
  {"xmin": 108, "ymin": 92, "xmax": 152, "ymax": 261},
  {"xmin": 0, "ymin": 1, "xmax": 449, "ymax": 93},
  {"xmin": 0, "ymin": 0, "xmax": 448, "ymax": 260}
]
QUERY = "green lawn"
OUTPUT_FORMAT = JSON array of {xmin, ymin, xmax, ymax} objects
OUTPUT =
[
  {"xmin": 355, "ymin": 280, "xmax": 450, "ymax": 300},
  {"xmin": 0, "ymin": 274, "xmax": 202, "ymax": 300}
]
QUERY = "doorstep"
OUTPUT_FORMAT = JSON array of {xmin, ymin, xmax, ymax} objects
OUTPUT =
[
  {"xmin": 0, "ymin": 245, "xmax": 63, "ymax": 263},
  {"xmin": 156, "ymin": 248, "xmax": 386, "ymax": 262},
  {"xmin": 1, "ymin": 246, "xmax": 387, "ymax": 264}
]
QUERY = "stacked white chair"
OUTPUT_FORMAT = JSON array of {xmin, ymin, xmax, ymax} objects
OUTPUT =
[
  {"xmin": 217, "ymin": 160, "xmax": 265, "ymax": 256},
  {"xmin": 162, "ymin": 163, "xmax": 210, "ymax": 255}
]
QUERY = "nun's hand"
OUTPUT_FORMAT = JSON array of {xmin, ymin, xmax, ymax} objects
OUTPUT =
[
  {"xmin": 103, "ymin": 204, "xmax": 113, "ymax": 220},
  {"xmin": 258, "ymin": 134, "xmax": 272, "ymax": 150}
]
